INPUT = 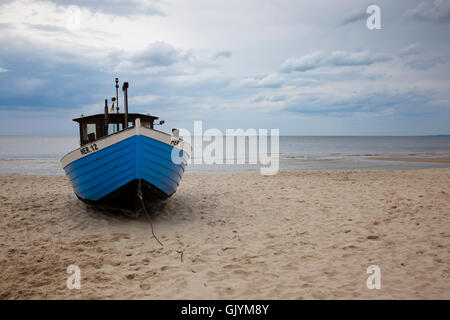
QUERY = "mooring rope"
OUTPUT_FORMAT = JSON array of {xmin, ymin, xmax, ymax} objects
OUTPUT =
[{"xmin": 137, "ymin": 179, "xmax": 164, "ymax": 247}]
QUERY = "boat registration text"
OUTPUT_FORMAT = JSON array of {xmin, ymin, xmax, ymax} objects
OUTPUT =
[{"xmin": 80, "ymin": 143, "xmax": 99, "ymax": 155}]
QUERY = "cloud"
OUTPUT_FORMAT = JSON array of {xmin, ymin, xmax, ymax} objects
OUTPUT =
[
  {"xmin": 398, "ymin": 43, "xmax": 448, "ymax": 70},
  {"xmin": 232, "ymin": 73, "xmax": 286, "ymax": 88},
  {"xmin": 0, "ymin": 67, "xmax": 7, "ymax": 72},
  {"xmin": 285, "ymin": 90, "xmax": 432, "ymax": 116},
  {"xmin": 405, "ymin": 56, "xmax": 448, "ymax": 70},
  {"xmin": 113, "ymin": 42, "xmax": 231, "ymax": 74},
  {"xmin": 0, "ymin": 29, "xmax": 233, "ymax": 119},
  {"xmin": 428, "ymin": 99, "xmax": 450, "ymax": 108},
  {"xmin": 14, "ymin": 77, "xmax": 45, "ymax": 92},
  {"xmin": 0, "ymin": 0, "xmax": 449, "ymax": 135},
  {"xmin": 280, "ymin": 50, "xmax": 390, "ymax": 73},
  {"xmin": 399, "ymin": 43, "xmax": 424, "ymax": 57},
  {"xmin": 0, "ymin": 22, "xmax": 12, "ymax": 29},
  {"xmin": 131, "ymin": 95, "xmax": 160, "ymax": 105},
  {"xmin": 213, "ymin": 50, "xmax": 232, "ymax": 60},
  {"xmin": 339, "ymin": 12, "xmax": 366, "ymax": 27},
  {"xmin": 129, "ymin": 41, "xmax": 181, "ymax": 68},
  {"xmin": 253, "ymin": 94, "xmax": 288, "ymax": 103},
  {"xmin": 405, "ymin": 0, "xmax": 450, "ymax": 24},
  {"xmin": 280, "ymin": 51, "xmax": 323, "ymax": 73},
  {"xmin": 24, "ymin": 23, "xmax": 71, "ymax": 33},
  {"xmin": 0, "ymin": 36, "xmax": 110, "ymax": 110},
  {"xmin": 24, "ymin": 0, "xmax": 166, "ymax": 17},
  {"xmin": 328, "ymin": 50, "xmax": 390, "ymax": 66}
]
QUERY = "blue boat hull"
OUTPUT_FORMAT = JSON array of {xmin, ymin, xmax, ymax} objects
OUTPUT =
[{"xmin": 63, "ymin": 134, "xmax": 188, "ymax": 209}]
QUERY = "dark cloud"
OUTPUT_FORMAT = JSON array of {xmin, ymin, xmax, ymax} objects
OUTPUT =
[
  {"xmin": 114, "ymin": 43, "xmax": 231, "ymax": 73},
  {"xmin": 0, "ymin": 36, "xmax": 113, "ymax": 111},
  {"xmin": 130, "ymin": 42, "xmax": 181, "ymax": 68},
  {"xmin": 213, "ymin": 51, "xmax": 232, "ymax": 60},
  {"xmin": 405, "ymin": 56, "xmax": 448, "ymax": 70},
  {"xmin": 405, "ymin": 0, "xmax": 450, "ymax": 24},
  {"xmin": 339, "ymin": 12, "xmax": 366, "ymax": 27},
  {"xmin": 0, "ymin": 34, "xmax": 233, "ymax": 117}
]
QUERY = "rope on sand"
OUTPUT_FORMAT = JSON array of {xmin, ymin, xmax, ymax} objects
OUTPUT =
[{"xmin": 137, "ymin": 179, "xmax": 164, "ymax": 247}]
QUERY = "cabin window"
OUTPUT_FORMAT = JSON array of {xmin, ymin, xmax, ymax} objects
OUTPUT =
[
  {"xmin": 108, "ymin": 124, "xmax": 115, "ymax": 135},
  {"xmin": 87, "ymin": 123, "xmax": 96, "ymax": 139},
  {"xmin": 82, "ymin": 123, "xmax": 97, "ymax": 143},
  {"xmin": 107, "ymin": 122, "xmax": 123, "ymax": 134},
  {"xmin": 142, "ymin": 121, "xmax": 153, "ymax": 129}
]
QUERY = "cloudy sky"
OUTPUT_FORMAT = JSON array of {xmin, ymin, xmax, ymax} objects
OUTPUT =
[{"xmin": 0, "ymin": 0, "xmax": 449, "ymax": 135}]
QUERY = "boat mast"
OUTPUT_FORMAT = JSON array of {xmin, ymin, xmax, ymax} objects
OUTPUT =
[
  {"xmin": 115, "ymin": 77, "xmax": 119, "ymax": 132},
  {"xmin": 123, "ymin": 82, "xmax": 129, "ymax": 128},
  {"xmin": 104, "ymin": 99, "xmax": 109, "ymax": 136}
]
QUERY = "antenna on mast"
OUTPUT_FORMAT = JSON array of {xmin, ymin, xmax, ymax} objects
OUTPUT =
[{"xmin": 115, "ymin": 78, "xmax": 119, "ymax": 113}]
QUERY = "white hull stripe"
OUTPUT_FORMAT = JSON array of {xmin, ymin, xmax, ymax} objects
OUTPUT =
[{"xmin": 60, "ymin": 118, "xmax": 191, "ymax": 169}]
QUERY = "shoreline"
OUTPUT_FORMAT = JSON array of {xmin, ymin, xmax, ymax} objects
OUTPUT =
[
  {"xmin": 1, "ymin": 169, "xmax": 449, "ymax": 299},
  {"xmin": 2, "ymin": 151, "xmax": 450, "ymax": 176},
  {"xmin": 365, "ymin": 157, "xmax": 450, "ymax": 164}
]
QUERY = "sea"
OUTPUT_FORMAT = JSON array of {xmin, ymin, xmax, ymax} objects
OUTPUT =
[{"xmin": 0, "ymin": 136, "xmax": 449, "ymax": 175}]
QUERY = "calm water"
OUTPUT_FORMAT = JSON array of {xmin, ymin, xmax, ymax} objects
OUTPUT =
[{"xmin": 0, "ymin": 136, "xmax": 449, "ymax": 175}]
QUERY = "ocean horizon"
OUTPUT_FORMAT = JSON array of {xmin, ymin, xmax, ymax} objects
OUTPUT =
[{"xmin": 1, "ymin": 135, "xmax": 449, "ymax": 175}]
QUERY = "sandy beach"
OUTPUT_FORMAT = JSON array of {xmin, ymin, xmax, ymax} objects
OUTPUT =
[{"xmin": 0, "ymin": 169, "xmax": 449, "ymax": 299}]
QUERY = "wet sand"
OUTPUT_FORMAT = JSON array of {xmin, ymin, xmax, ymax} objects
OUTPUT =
[
  {"xmin": 0, "ymin": 169, "xmax": 449, "ymax": 299},
  {"xmin": 366, "ymin": 157, "xmax": 450, "ymax": 164}
]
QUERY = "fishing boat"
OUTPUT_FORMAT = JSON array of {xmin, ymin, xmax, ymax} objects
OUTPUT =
[{"xmin": 60, "ymin": 78, "xmax": 191, "ymax": 211}]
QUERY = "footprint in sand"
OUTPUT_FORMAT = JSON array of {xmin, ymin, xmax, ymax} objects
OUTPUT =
[
  {"xmin": 140, "ymin": 282, "xmax": 151, "ymax": 291},
  {"xmin": 206, "ymin": 271, "xmax": 217, "ymax": 277},
  {"xmin": 232, "ymin": 269, "xmax": 249, "ymax": 276},
  {"xmin": 223, "ymin": 264, "xmax": 239, "ymax": 270},
  {"xmin": 110, "ymin": 233, "xmax": 131, "ymax": 241}
]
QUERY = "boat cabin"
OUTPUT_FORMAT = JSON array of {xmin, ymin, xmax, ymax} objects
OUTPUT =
[{"xmin": 73, "ymin": 113, "xmax": 159, "ymax": 146}]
